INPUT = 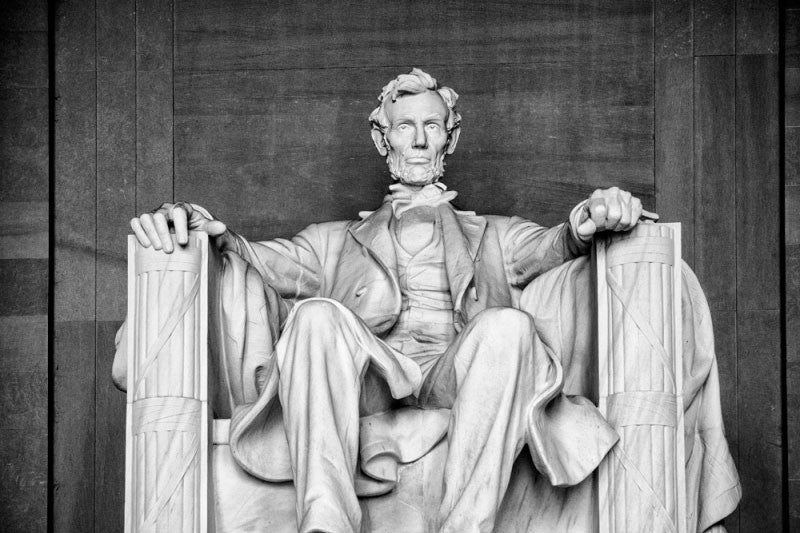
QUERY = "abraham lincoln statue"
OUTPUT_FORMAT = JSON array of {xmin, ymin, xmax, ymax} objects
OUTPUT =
[{"xmin": 114, "ymin": 69, "xmax": 740, "ymax": 532}]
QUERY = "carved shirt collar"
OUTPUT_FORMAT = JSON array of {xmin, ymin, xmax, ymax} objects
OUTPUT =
[{"xmin": 388, "ymin": 182, "xmax": 458, "ymax": 218}]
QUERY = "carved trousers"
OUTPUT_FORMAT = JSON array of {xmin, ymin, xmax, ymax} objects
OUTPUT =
[{"xmin": 276, "ymin": 297, "xmax": 544, "ymax": 533}]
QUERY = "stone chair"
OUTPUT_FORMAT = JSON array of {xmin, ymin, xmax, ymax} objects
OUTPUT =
[{"xmin": 116, "ymin": 223, "xmax": 740, "ymax": 532}]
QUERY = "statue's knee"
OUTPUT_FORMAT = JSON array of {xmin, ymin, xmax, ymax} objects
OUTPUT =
[
  {"xmin": 472, "ymin": 307, "xmax": 534, "ymax": 339},
  {"xmin": 280, "ymin": 299, "xmax": 362, "ymax": 371},
  {"xmin": 290, "ymin": 298, "xmax": 348, "ymax": 328},
  {"xmin": 458, "ymin": 308, "xmax": 532, "ymax": 382}
]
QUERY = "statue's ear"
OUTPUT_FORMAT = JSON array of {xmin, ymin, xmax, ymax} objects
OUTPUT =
[
  {"xmin": 446, "ymin": 125, "xmax": 461, "ymax": 155},
  {"xmin": 371, "ymin": 127, "xmax": 389, "ymax": 156}
]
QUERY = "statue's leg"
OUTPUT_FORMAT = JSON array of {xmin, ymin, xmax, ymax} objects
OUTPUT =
[
  {"xmin": 276, "ymin": 298, "xmax": 412, "ymax": 533},
  {"xmin": 428, "ymin": 307, "xmax": 539, "ymax": 533}
]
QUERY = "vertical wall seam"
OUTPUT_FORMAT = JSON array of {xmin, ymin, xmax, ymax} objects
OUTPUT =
[
  {"xmin": 733, "ymin": 6, "xmax": 740, "ymax": 508},
  {"xmin": 690, "ymin": 0, "xmax": 696, "ymax": 271},
  {"xmin": 47, "ymin": 0, "xmax": 56, "ymax": 529},
  {"xmin": 93, "ymin": 0, "xmax": 99, "ymax": 530},
  {"xmin": 172, "ymin": 0, "xmax": 176, "ymax": 203},
  {"xmin": 778, "ymin": 1, "xmax": 789, "ymax": 529},
  {"xmin": 652, "ymin": 0, "xmax": 656, "ymax": 214},
  {"xmin": 135, "ymin": 0, "xmax": 138, "ymax": 214}
]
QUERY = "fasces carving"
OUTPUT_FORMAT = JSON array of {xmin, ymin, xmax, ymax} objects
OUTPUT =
[
  {"xmin": 124, "ymin": 233, "xmax": 211, "ymax": 532},
  {"xmin": 595, "ymin": 224, "xmax": 686, "ymax": 532}
]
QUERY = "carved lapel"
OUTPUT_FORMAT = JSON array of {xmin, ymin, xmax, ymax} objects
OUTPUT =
[
  {"xmin": 326, "ymin": 201, "xmax": 401, "ymax": 334},
  {"xmin": 438, "ymin": 205, "xmax": 487, "ymax": 312},
  {"xmin": 348, "ymin": 201, "xmax": 398, "ymax": 276},
  {"xmin": 342, "ymin": 201, "xmax": 488, "ymax": 324}
]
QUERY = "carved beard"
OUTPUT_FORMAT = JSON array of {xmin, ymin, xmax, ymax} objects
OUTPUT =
[{"xmin": 386, "ymin": 148, "xmax": 446, "ymax": 186}]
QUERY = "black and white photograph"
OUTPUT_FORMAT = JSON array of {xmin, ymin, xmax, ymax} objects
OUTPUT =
[{"xmin": 0, "ymin": 0, "xmax": 792, "ymax": 531}]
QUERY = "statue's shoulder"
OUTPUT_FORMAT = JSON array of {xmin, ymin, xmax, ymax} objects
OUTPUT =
[
  {"xmin": 478, "ymin": 214, "xmax": 544, "ymax": 241},
  {"xmin": 489, "ymin": 214, "xmax": 542, "ymax": 227},
  {"xmin": 297, "ymin": 219, "xmax": 357, "ymax": 243},
  {"xmin": 481, "ymin": 213, "xmax": 516, "ymax": 232},
  {"xmin": 312, "ymin": 219, "xmax": 354, "ymax": 232},
  {"xmin": 482, "ymin": 214, "xmax": 512, "ymax": 224}
]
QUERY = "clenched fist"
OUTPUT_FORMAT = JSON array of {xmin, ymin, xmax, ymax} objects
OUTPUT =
[{"xmin": 575, "ymin": 187, "xmax": 654, "ymax": 241}]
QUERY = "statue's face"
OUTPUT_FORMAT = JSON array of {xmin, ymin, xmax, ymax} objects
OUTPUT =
[{"xmin": 383, "ymin": 91, "xmax": 451, "ymax": 186}]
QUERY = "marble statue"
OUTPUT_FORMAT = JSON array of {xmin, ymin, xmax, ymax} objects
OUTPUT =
[{"xmin": 114, "ymin": 69, "xmax": 740, "ymax": 532}]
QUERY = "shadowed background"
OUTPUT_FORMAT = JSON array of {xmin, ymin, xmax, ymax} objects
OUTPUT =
[{"xmin": 0, "ymin": 0, "xmax": 793, "ymax": 530}]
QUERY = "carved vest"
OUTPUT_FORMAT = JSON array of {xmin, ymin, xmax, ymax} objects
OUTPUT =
[
  {"xmin": 383, "ymin": 215, "xmax": 458, "ymax": 374},
  {"xmin": 327, "ymin": 202, "xmax": 513, "ymax": 336}
]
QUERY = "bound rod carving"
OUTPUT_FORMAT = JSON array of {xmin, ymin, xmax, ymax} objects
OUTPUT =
[
  {"xmin": 595, "ymin": 223, "xmax": 686, "ymax": 533},
  {"xmin": 125, "ymin": 233, "xmax": 212, "ymax": 533}
]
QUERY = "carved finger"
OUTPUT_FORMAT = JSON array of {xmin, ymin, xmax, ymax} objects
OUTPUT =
[
  {"xmin": 576, "ymin": 217, "xmax": 597, "ymax": 241},
  {"xmin": 589, "ymin": 197, "xmax": 608, "ymax": 231},
  {"xmin": 617, "ymin": 197, "xmax": 632, "ymax": 230},
  {"xmin": 170, "ymin": 204, "xmax": 189, "ymax": 245},
  {"xmin": 628, "ymin": 198, "xmax": 643, "ymax": 230},
  {"xmin": 178, "ymin": 201, "xmax": 193, "ymax": 214},
  {"xmin": 139, "ymin": 213, "xmax": 162, "ymax": 250},
  {"xmin": 184, "ymin": 203, "xmax": 216, "ymax": 235},
  {"xmin": 641, "ymin": 209, "xmax": 660, "ymax": 221},
  {"xmin": 204, "ymin": 220, "xmax": 228, "ymax": 237},
  {"xmin": 605, "ymin": 197, "xmax": 622, "ymax": 230},
  {"xmin": 130, "ymin": 218, "xmax": 152, "ymax": 248},
  {"xmin": 153, "ymin": 212, "xmax": 173, "ymax": 253}
]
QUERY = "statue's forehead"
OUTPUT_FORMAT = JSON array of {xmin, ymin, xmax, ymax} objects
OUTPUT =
[{"xmin": 385, "ymin": 91, "xmax": 447, "ymax": 122}]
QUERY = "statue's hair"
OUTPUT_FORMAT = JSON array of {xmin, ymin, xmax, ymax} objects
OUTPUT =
[{"xmin": 369, "ymin": 68, "xmax": 461, "ymax": 134}]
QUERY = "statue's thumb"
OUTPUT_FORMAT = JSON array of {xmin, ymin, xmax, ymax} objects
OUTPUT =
[
  {"xmin": 577, "ymin": 218, "xmax": 596, "ymax": 239},
  {"xmin": 204, "ymin": 220, "xmax": 227, "ymax": 236}
]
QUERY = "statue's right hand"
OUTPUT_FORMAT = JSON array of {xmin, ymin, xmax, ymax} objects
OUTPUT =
[{"xmin": 130, "ymin": 202, "xmax": 227, "ymax": 253}]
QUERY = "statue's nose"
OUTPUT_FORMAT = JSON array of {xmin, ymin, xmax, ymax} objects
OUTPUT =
[{"xmin": 413, "ymin": 126, "xmax": 427, "ymax": 149}]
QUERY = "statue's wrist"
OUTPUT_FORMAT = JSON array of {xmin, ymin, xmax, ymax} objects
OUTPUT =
[
  {"xmin": 188, "ymin": 202, "xmax": 214, "ymax": 221},
  {"xmin": 211, "ymin": 229, "xmax": 236, "ymax": 253},
  {"xmin": 568, "ymin": 200, "xmax": 592, "ymax": 245}
]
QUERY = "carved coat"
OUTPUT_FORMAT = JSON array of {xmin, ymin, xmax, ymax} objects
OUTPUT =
[
  {"xmin": 221, "ymin": 199, "xmax": 613, "ymax": 494},
  {"xmin": 228, "ymin": 199, "xmax": 587, "ymax": 335}
]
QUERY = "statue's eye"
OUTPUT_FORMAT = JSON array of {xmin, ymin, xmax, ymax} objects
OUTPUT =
[
  {"xmin": 426, "ymin": 124, "xmax": 440, "ymax": 131},
  {"xmin": 396, "ymin": 124, "xmax": 410, "ymax": 131}
]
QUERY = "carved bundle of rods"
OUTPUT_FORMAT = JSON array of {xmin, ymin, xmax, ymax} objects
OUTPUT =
[
  {"xmin": 125, "ymin": 234, "xmax": 211, "ymax": 533},
  {"xmin": 595, "ymin": 223, "xmax": 687, "ymax": 533}
]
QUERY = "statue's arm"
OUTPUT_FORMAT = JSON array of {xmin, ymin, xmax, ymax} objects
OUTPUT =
[
  {"xmin": 502, "ymin": 206, "xmax": 590, "ymax": 287},
  {"xmin": 221, "ymin": 225, "xmax": 325, "ymax": 302},
  {"xmin": 504, "ymin": 187, "xmax": 647, "ymax": 287},
  {"xmin": 128, "ymin": 201, "xmax": 328, "ymax": 301},
  {"xmin": 115, "ymin": 203, "xmax": 331, "ymax": 392}
]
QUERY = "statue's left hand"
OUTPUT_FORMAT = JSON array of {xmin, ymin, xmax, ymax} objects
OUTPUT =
[
  {"xmin": 575, "ymin": 187, "xmax": 645, "ymax": 241},
  {"xmin": 130, "ymin": 202, "xmax": 227, "ymax": 253}
]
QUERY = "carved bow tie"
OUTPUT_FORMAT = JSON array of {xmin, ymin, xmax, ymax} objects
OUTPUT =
[{"xmin": 389, "ymin": 182, "xmax": 458, "ymax": 218}]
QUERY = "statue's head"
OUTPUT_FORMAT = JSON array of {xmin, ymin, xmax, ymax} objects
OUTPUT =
[{"xmin": 369, "ymin": 68, "xmax": 461, "ymax": 186}]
